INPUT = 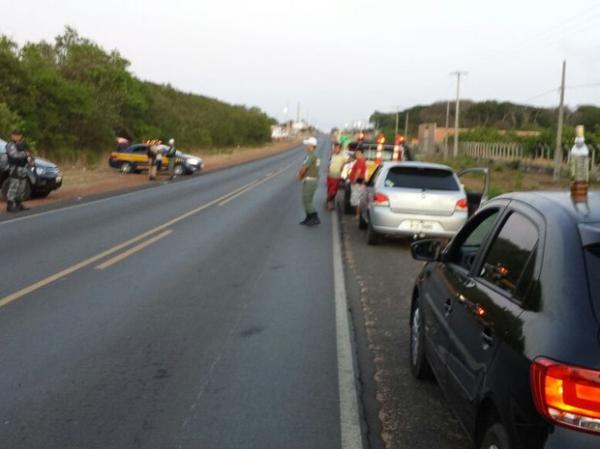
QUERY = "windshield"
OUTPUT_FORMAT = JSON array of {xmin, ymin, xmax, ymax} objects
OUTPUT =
[{"xmin": 384, "ymin": 166, "xmax": 459, "ymax": 190}]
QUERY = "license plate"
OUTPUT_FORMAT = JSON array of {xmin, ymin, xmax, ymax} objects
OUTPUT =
[
  {"xmin": 400, "ymin": 220, "xmax": 435, "ymax": 231},
  {"xmin": 56, "ymin": 176, "xmax": 62, "ymax": 183}
]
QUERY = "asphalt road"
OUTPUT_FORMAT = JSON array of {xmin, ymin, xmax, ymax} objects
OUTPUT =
[
  {"xmin": 340, "ymin": 210, "xmax": 470, "ymax": 449},
  {"xmin": 0, "ymin": 140, "xmax": 360, "ymax": 449}
]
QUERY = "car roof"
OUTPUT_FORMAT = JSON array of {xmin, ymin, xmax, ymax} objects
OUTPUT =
[
  {"xmin": 380, "ymin": 161, "xmax": 454, "ymax": 171},
  {"xmin": 495, "ymin": 191, "xmax": 600, "ymax": 225}
]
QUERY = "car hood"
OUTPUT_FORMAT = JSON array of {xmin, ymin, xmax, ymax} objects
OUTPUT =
[{"xmin": 34, "ymin": 157, "xmax": 58, "ymax": 169}]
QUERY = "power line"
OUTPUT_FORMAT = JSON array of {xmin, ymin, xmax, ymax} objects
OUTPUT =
[{"xmin": 522, "ymin": 87, "xmax": 559, "ymax": 103}]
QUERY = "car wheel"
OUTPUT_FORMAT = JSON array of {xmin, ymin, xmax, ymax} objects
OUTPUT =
[
  {"xmin": 174, "ymin": 164, "xmax": 185, "ymax": 176},
  {"xmin": 32, "ymin": 189, "xmax": 50, "ymax": 198},
  {"xmin": 358, "ymin": 211, "xmax": 368, "ymax": 230},
  {"xmin": 366, "ymin": 218, "xmax": 381, "ymax": 245},
  {"xmin": 409, "ymin": 299, "xmax": 434, "ymax": 379},
  {"xmin": 480, "ymin": 422, "xmax": 511, "ymax": 449},
  {"xmin": 120, "ymin": 162, "xmax": 133, "ymax": 174}
]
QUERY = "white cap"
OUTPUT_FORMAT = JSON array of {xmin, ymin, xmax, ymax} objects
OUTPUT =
[
  {"xmin": 303, "ymin": 137, "xmax": 318, "ymax": 147},
  {"xmin": 168, "ymin": 138, "xmax": 175, "ymax": 146}
]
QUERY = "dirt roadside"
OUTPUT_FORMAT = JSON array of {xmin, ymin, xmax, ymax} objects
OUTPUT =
[{"xmin": 1, "ymin": 139, "xmax": 301, "ymax": 214}]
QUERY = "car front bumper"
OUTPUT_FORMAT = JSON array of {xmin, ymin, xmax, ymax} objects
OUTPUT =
[
  {"xmin": 369, "ymin": 206, "xmax": 467, "ymax": 238},
  {"xmin": 35, "ymin": 174, "xmax": 62, "ymax": 191}
]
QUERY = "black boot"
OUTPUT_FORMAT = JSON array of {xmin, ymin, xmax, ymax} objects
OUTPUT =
[
  {"xmin": 299, "ymin": 214, "xmax": 310, "ymax": 225},
  {"xmin": 307, "ymin": 213, "xmax": 321, "ymax": 226},
  {"xmin": 6, "ymin": 201, "xmax": 18, "ymax": 213}
]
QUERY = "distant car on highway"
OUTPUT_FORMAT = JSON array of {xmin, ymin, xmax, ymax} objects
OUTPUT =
[
  {"xmin": 408, "ymin": 191, "xmax": 600, "ymax": 449},
  {"xmin": 108, "ymin": 144, "xmax": 203, "ymax": 175},
  {"xmin": 341, "ymin": 141, "xmax": 413, "ymax": 213},
  {"xmin": 358, "ymin": 161, "xmax": 489, "ymax": 244},
  {"xmin": 0, "ymin": 138, "xmax": 63, "ymax": 200}
]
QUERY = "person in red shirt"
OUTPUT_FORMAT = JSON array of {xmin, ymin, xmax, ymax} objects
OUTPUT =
[{"xmin": 349, "ymin": 149, "xmax": 367, "ymax": 219}]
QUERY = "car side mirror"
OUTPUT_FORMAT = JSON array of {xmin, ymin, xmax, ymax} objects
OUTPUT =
[{"xmin": 410, "ymin": 239, "xmax": 442, "ymax": 262}]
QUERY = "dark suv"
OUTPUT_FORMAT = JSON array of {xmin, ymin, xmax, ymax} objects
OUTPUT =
[
  {"xmin": 0, "ymin": 138, "xmax": 63, "ymax": 200},
  {"xmin": 409, "ymin": 191, "xmax": 600, "ymax": 449}
]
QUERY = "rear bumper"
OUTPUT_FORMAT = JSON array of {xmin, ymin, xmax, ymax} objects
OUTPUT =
[{"xmin": 369, "ymin": 206, "xmax": 467, "ymax": 238}]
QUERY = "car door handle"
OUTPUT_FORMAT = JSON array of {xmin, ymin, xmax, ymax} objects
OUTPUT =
[
  {"xmin": 462, "ymin": 278, "xmax": 476, "ymax": 289},
  {"xmin": 444, "ymin": 298, "xmax": 452, "ymax": 316},
  {"xmin": 481, "ymin": 328, "xmax": 493, "ymax": 348}
]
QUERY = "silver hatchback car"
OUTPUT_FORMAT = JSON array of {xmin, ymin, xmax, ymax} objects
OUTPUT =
[{"xmin": 358, "ymin": 161, "xmax": 489, "ymax": 244}]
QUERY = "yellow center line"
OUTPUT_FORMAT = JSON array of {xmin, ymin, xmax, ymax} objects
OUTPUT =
[
  {"xmin": 95, "ymin": 230, "xmax": 173, "ymax": 270},
  {"xmin": 0, "ymin": 177, "xmax": 266, "ymax": 309},
  {"xmin": 218, "ymin": 164, "xmax": 294, "ymax": 206}
]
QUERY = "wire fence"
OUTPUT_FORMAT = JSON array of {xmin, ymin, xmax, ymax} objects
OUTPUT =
[{"xmin": 458, "ymin": 141, "xmax": 599, "ymax": 174}]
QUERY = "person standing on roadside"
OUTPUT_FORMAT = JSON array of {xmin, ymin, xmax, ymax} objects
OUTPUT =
[
  {"xmin": 167, "ymin": 138, "xmax": 178, "ymax": 180},
  {"xmin": 298, "ymin": 136, "xmax": 320, "ymax": 226},
  {"xmin": 349, "ymin": 149, "xmax": 367, "ymax": 220},
  {"xmin": 5, "ymin": 129, "xmax": 32, "ymax": 213},
  {"xmin": 326, "ymin": 142, "xmax": 346, "ymax": 211},
  {"xmin": 147, "ymin": 140, "xmax": 161, "ymax": 180}
]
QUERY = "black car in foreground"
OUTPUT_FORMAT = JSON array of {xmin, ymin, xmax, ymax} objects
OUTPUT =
[
  {"xmin": 409, "ymin": 191, "xmax": 600, "ymax": 449},
  {"xmin": 0, "ymin": 138, "xmax": 63, "ymax": 200}
]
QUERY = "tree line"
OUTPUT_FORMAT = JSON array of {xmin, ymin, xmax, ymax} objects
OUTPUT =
[
  {"xmin": 0, "ymin": 28, "xmax": 275, "ymax": 162},
  {"xmin": 371, "ymin": 100, "xmax": 600, "ymax": 146}
]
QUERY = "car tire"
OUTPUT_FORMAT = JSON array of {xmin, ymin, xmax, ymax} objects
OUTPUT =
[
  {"xmin": 120, "ymin": 162, "xmax": 133, "ymax": 174},
  {"xmin": 358, "ymin": 212, "xmax": 368, "ymax": 230},
  {"xmin": 32, "ymin": 189, "xmax": 50, "ymax": 198},
  {"xmin": 480, "ymin": 422, "xmax": 511, "ymax": 449},
  {"xmin": 0, "ymin": 178, "xmax": 31, "ymax": 201},
  {"xmin": 174, "ymin": 164, "xmax": 185, "ymax": 176},
  {"xmin": 409, "ymin": 299, "xmax": 434, "ymax": 380},
  {"xmin": 366, "ymin": 218, "xmax": 381, "ymax": 245}
]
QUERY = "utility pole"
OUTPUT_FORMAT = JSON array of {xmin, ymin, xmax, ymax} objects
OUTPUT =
[
  {"xmin": 553, "ymin": 60, "xmax": 567, "ymax": 182},
  {"xmin": 451, "ymin": 71, "xmax": 467, "ymax": 158},
  {"xmin": 444, "ymin": 100, "xmax": 450, "ymax": 159},
  {"xmin": 404, "ymin": 112, "xmax": 409, "ymax": 138},
  {"xmin": 394, "ymin": 107, "xmax": 400, "ymax": 135}
]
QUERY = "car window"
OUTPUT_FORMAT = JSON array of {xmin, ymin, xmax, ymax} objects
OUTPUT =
[
  {"xmin": 449, "ymin": 209, "xmax": 500, "ymax": 270},
  {"xmin": 384, "ymin": 166, "xmax": 459, "ymax": 191},
  {"xmin": 479, "ymin": 212, "xmax": 539, "ymax": 298}
]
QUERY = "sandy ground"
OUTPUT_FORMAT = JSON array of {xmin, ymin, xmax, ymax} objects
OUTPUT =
[{"xmin": 2, "ymin": 140, "xmax": 301, "ymax": 213}]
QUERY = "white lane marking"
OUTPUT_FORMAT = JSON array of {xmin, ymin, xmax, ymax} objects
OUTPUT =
[
  {"xmin": 332, "ymin": 212, "xmax": 365, "ymax": 449},
  {"xmin": 217, "ymin": 163, "xmax": 294, "ymax": 206},
  {"xmin": 0, "ymin": 177, "xmax": 269, "ymax": 309},
  {"xmin": 95, "ymin": 229, "xmax": 173, "ymax": 270}
]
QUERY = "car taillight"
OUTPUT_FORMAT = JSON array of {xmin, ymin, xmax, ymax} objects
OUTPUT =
[
  {"xmin": 530, "ymin": 357, "xmax": 600, "ymax": 434},
  {"xmin": 455, "ymin": 198, "xmax": 468, "ymax": 211},
  {"xmin": 373, "ymin": 192, "xmax": 389, "ymax": 207}
]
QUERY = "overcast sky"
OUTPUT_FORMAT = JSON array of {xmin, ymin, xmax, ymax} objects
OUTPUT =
[{"xmin": 1, "ymin": 0, "xmax": 599, "ymax": 129}]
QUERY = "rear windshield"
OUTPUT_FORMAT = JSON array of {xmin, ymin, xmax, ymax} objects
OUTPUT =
[
  {"xmin": 584, "ymin": 245, "xmax": 600, "ymax": 319},
  {"xmin": 384, "ymin": 166, "xmax": 459, "ymax": 191},
  {"xmin": 362, "ymin": 147, "xmax": 394, "ymax": 161}
]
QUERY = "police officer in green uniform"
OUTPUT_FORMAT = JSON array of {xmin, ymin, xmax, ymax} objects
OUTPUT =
[{"xmin": 298, "ymin": 137, "xmax": 320, "ymax": 226}]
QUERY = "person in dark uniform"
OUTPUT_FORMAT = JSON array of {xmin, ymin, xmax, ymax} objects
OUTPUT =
[{"xmin": 5, "ymin": 129, "xmax": 31, "ymax": 213}]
